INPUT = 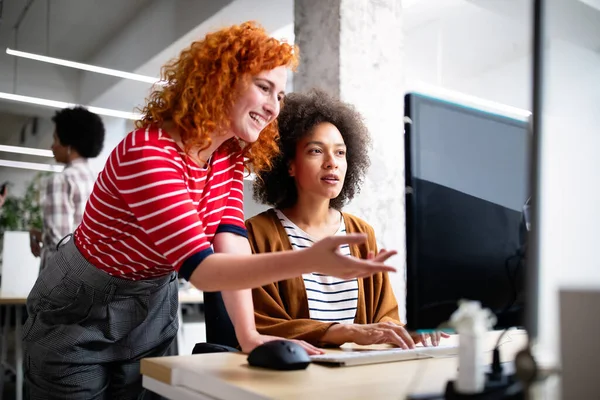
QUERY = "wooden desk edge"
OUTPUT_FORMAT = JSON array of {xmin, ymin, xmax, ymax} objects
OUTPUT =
[
  {"xmin": 141, "ymin": 357, "xmax": 176, "ymax": 385},
  {"xmin": 0, "ymin": 298, "xmax": 28, "ymax": 305}
]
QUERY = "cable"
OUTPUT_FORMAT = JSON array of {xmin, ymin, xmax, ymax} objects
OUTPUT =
[
  {"xmin": 501, "ymin": 246, "xmax": 526, "ymax": 317},
  {"xmin": 13, "ymin": 28, "xmax": 18, "ymax": 94},
  {"xmin": 13, "ymin": 0, "xmax": 36, "ymax": 30},
  {"xmin": 489, "ymin": 327, "xmax": 511, "ymax": 380},
  {"xmin": 502, "ymin": 252, "xmax": 520, "ymax": 313},
  {"xmin": 46, "ymin": 0, "xmax": 50, "ymax": 56},
  {"xmin": 11, "ymin": 0, "xmax": 36, "ymax": 94}
]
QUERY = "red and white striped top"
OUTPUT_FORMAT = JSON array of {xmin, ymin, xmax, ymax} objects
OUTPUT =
[{"xmin": 73, "ymin": 127, "xmax": 247, "ymax": 281}]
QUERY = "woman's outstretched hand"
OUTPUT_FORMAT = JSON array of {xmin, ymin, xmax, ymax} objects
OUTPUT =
[{"xmin": 307, "ymin": 234, "xmax": 397, "ymax": 279}]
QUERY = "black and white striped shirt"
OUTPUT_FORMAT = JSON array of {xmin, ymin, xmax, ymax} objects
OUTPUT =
[{"xmin": 275, "ymin": 209, "xmax": 358, "ymax": 324}]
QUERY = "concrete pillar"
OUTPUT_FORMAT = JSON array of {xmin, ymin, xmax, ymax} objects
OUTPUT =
[{"xmin": 294, "ymin": 0, "xmax": 406, "ymax": 321}]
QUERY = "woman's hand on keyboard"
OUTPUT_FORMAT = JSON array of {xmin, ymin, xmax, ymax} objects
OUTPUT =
[
  {"xmin": 410, "ymin": 331, "xmax": 451, "ymax": 347},
  {"xmin": 322, "ymin": 321, "xmax": 417, "ymax": 349}
]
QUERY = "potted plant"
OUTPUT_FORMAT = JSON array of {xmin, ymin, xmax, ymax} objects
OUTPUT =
[{"xmin": 0, "ymin": 173, "xmax": 48, "ymax": 264}]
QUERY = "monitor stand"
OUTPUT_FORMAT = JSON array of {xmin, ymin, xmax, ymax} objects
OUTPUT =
[
  {"xmin": 406, "ymin": 373, "xmax": 524, "ymax": 400},
  {"xmin": 443, "ymin": 373, "xmax": 524, "ymax": 399}
]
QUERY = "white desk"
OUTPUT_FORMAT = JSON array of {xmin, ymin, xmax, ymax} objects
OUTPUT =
[{"xmin": 142, "ymin": 330, "xmax": 534, "ymax": 400}]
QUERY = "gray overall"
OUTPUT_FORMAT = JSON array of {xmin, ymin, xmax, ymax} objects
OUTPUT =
[{"xmin": 22, "ymin": 237, "xmax": 179, "ymax": 399}]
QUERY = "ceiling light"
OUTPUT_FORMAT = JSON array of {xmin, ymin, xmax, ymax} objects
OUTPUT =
[
  {"xmin": 0, "ymin": 144, "xmax": 53, "ymax": 157},
  {"xmin": 6, "ymin": 48, "xmax": 164, "ymax": 85},
  {"xmin": 0, "ymin": 159, "xmax": 63, "ymax": 173},
  {"xmin": 0, "ymin": 92, "xmax": 142, "ymax": 120}
]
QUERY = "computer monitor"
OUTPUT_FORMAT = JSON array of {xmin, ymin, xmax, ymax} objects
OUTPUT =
[{"xmin": 404, "ymin": 91, "xmax": 530, "ymax": 332}]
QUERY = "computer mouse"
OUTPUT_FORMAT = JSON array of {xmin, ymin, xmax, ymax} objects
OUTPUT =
[{"xmin": 247, "ymin": 340, "xmax": 311, "ymax": 371}]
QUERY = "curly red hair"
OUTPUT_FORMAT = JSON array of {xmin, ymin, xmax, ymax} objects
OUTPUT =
[{"xmin": 136, "ymin": 21, "xmax": 299, "ymax": 174}]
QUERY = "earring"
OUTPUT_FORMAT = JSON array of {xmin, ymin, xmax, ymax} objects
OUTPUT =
[{"xmin": 67, "ymin": 147, "xmax": 71, "ymax": 156}]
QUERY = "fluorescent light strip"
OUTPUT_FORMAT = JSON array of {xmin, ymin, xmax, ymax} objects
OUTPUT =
[
  {"xmin": 0, "ymin": 92, "xmax": 142, "ymax": 120},
  {"xmin": 0, "ymin": 145, "xmax": 54, "ymax": 157},
  {"xmin": 0, "ymin": 159, "xmax": 63, "ymax": 173},
  {"xmin": 6, "ymin": 48, "xmax": 164, "ymax": 85}
]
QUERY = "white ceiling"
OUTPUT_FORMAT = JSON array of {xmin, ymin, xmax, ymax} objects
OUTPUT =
[
  {"xmin": 0, "ymin": 0, "xmax": 153, "ymax": 61},
  {"xmin": 0, "ymin": 0, "xmax": 154, "ymax": 118},
  {"xmin": 0, "ymin": 0, "xmax": 237, "ymax": 117},
  {"xmin": 0, "ymin": 0, "xmax": 598, "ymax": 120}
]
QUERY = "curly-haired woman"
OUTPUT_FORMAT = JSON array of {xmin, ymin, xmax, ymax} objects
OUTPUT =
[
  {"xmin": 248, "ymin": 89, "xmax": 447, "ymax": 349},
  {"xmin": 22, "ymin": 23, "xmax": 396, "ymax": 399}
]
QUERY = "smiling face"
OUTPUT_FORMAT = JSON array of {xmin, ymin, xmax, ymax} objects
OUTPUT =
[
  {"xmin": 288, "ymin": 122, "xmax": 348, "ymax": 202},
  {"xmin": 229, "ymin": 66, "xmax": 288, "ymax": 143}
]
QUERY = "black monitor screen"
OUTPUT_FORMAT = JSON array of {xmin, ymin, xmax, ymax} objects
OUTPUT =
[{"xmin": 404, "ymin": 93, "xmax": 530, "ymax": 331}]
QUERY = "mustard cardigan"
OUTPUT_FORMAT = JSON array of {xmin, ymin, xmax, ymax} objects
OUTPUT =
[{"xmin": 245, "ymin": 209, "xmax": 401, "ymax": 346}]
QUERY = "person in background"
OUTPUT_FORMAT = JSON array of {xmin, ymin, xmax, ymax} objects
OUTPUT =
[
  {"xmin": 247, "ymin": 89, "xmax": 448, "ymax": 348},
  {"xmin": 0, "ymin": 182, "xmax": 7, "ymax": 207},
  {"xmin": 29, "ymin": 107, "xmax": 105, "ymax": 270},
  {"xmin": 23, "ymin": 23, "xmax": 397, "ymax": 400}
]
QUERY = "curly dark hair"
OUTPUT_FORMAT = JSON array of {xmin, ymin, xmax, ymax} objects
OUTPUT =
[
  {"xmin": 253, "ymin": 88, "xmax": 371, "ymax": 210},
  {"xmin": 52, "ymin": 107, "xmax": 105, "ymax": 158}
]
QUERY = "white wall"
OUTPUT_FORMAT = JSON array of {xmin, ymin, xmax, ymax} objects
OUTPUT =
[
  {"xmin": 448, "ymin": 28, "xmax": 600, "ymax": 370},
  {"xmin": 243, "ymin": 179, "xmax": 268, "ymax": 219},
  {"xmin": 87, "ymin": 116, "xmax": 130, "ymax": 174},
  {"xmin": 405, "ymin": 0, "xmax": 600, "ymax": 366},
  {"xmin": 535, "ymin": 38, "xmax": 600, "ymax": 365}
]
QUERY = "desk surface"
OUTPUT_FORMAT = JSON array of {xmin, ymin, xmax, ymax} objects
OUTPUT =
[
  {"xmin": 0, "ymin": 289, "xmax": 202, "ymax": 306},
  {"xmin": 142, "ymin": 330, "xmax": 528, "ymax": 400},
  {"xmin": 0, "ymin": 291, "xmax": 206, "ymax": 305},
  {"xmin": 0, "ymin": 297, "xmax": 27, "ymax": 305}
]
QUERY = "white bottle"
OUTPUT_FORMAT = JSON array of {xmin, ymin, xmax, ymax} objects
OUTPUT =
[{"xmin": 449, "ymin": 300, "xmax": 497, "ymax": 394}]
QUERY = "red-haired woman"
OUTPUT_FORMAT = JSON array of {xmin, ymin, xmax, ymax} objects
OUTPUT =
[{"xmin": 22, "ymin": 22, "xmax": 397, "ymax": 399}]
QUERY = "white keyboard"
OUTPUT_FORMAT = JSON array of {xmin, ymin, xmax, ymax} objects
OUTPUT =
[{"xmin": 310, "ymin": 344, "xmax": 459, "ymax": 367}]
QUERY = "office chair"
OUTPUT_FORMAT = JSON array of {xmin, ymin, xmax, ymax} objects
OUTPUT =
[{"xmin": 191, "ymin": 291, "xmax": 240, "ymax": 354}]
